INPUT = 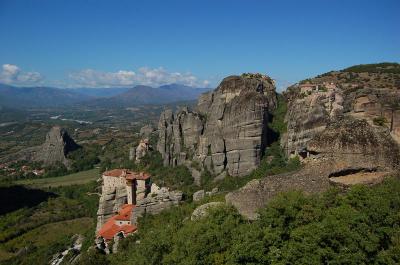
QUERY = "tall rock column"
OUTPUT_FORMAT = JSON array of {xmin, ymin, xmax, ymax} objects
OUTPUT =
[{"xmin": 157, "ymin": 73, "xmax": 277, "ymax": 177}]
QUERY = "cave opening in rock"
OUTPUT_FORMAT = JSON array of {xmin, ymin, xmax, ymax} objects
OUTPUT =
[{"xmin": 328, "ymin": 167, "xmax": 377, "ymax": 178}]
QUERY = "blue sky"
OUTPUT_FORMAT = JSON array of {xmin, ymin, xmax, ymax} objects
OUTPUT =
[{"xmin": 0, "ymin": 0, "xmax": 399, "ymax": 90}]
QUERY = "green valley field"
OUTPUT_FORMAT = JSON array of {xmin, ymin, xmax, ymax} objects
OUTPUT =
[{"xmin": 14, "ymin": 168, "xmax": 100, "ymax": 188}]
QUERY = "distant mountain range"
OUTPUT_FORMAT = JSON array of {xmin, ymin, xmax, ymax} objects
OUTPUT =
[{"xmin": 0, "ymin": 83, "xmax": 210, "ymax": 109}]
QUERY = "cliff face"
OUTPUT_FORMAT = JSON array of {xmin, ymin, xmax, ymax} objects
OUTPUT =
[
  {"xmin": 33, "ymin": 126, "xmax": 80, "ymax": 167},
  {"xmin": 227, "ymin": 64, "xmax": 400, "ymax": 219},
  {"xmin": 227, "ymin": 117, "xmax": 400, "ymax": 219},
  {"xmin": 157, "ymin": 74, "xmax": 278, "ymax": 177},
  {"xmin": 3, "ymin": 126, "xmax": 80, "ymax": 167},
  {"xmin": 282, "ymin": 68, "xmax": 400, "ymax": 156}
]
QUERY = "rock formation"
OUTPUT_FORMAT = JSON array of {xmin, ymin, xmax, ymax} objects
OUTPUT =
[
  {"xmin": 227, "ymin": 117, "xmax": 400, "ymax": 219},
  {"xmin": 282, "ymin": 68, "xmax": 400, "ymax": 156},
  {"xmin": 227, "ymin": 65, "xmax": 400, "ymax": 219},
  {"xmin": 96, "ymin": 174, "xmax": 182, "ymax": 232},
  {"xmin": 131, "ymin": 187, "xmax": 183, "ymax": 224},
  {"xmin": 33, "ymin": 126, "xmax": 80, "ymax": 167},
  {"xmin": 157, "ymin": 74, "xmax": 278, "ymax": 178},
  {"xmin": 139, "ymin": 124, "xmax": 155, "ymax": 138},
  {"xmin": 1, "ymin": 126, "xmax": 80, "ymax": 167},
  {"xmin": 134, "ymin": 139, "xmax": 150, "ymax": 163},
  {"xmin": 191, "ymin": 202, "xmax": 224, "ymax": 221},
  {"xmin": 96, "ymin": 185, "xmax": 128, "ymax": 231}
]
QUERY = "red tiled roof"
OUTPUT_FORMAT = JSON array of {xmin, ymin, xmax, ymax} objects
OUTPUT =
[
  {"xmin": 98, "ymin": 221, "xmax": 137, "ymax": 240},
  {"xmin": 103, "ymin": 169, "xmax": 151, "ymax": 180},
  {"xmin": 97, "ymin": 204, "xmax": 137, "ymax": 240},
  {"xmin": 115, "ymin": 204, "xmax": 135, "ymax": 221}
]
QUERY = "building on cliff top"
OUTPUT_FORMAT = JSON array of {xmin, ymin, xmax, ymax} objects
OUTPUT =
[
  {"xmin": 97, "ymin": 169, "xmax": 151, "ymax": 242},
  {"xmin": 101, "ymin": 168, "xmax": 151, "ymax": 204}
]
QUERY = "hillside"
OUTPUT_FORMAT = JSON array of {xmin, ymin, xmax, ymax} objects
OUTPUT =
[
  {"xmin": 300, "ymin": 62, "xmax": 400, "ymax": 90},
  {"xmin": 0, "ymin": 83, "xmax": 209, "ymax": 109},
  {"xmin": 87, "ymin": 84, "xmax": 210, "ymax": 107},
  {"xmin": 0, "ymin": 84, "xmax": 92, "ymax": 109}
]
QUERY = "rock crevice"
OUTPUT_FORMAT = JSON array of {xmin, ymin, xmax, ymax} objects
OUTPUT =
[{"xmin": 157, "ymin": 74, "xmax": 278, "ymax": 177}]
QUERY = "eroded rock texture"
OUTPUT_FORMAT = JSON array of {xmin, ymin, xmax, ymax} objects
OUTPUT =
[
  {"xmin": 228, "ymin": 66, "xmax": 400, "ymax": 219},
  {"xmin": 282, "ymin": 72, "xmax": 400, "ymax": 156},
  {"xmin": 227, "ymin": 117, "xmax": 400, "ymax": 219},
  {"xmin": 157, "ymin": 74, "xmax": 278, "ymax": 177},
  {"xmin": 33, "ymin": 126, "xmax": 80, "ymax": 167},
  {"xmin": 96, "ymin": 186, "xmax": 127, "ymax": 232}
]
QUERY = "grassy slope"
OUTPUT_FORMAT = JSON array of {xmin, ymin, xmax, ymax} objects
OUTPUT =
[
  {"xmin": 0, "ymin": 182, "xmax": 98, "ymax": 264},
  {"xmin": 14, "ymin": 168, "xmax": 100, "ymax": 188}
]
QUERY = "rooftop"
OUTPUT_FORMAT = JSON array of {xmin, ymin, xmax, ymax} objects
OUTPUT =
[{"xmin": 97, "ymin": 204, "xmax": 137, "ymax": 240}]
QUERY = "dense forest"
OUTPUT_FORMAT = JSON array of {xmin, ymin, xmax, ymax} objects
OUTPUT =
[{"xmin": 77, "ymin": 177, "xmax": 400, "ymax": 265}]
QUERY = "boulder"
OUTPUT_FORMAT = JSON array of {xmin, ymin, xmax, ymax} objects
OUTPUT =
[
  {"xmin": 193, "ymin": 190, "xmax": 205, "ymax": 202},
  {"xmin": 191, "ymin": 202, "xmax": 224, "ymax": 221}
]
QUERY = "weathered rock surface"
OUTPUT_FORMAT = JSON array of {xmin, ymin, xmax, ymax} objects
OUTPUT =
[
  {"xmin": 192, "ymin": 190, "xmax": 205, "ymax": 202},
  {"xmin": 227, "ymin": 117, "xmax": 400, "ymax": 219},
  {"xmin": 282, "ymin": 70, "xmax": 400, "ymax": 156},
  {"xmin": 33, "ymin": 126, "xmax": 80, "ymax": 167},
  {"xmin": 134, "ymin": 139, "xmax": 150, "ymax": 163},
  {"xmin": 191, "ymin": 202, "xmax": 224, "ymax": 221},
  {"xmin": 139, "ymin": 125, "xmax": 155, "ymax": 138},
  {"xmin": 96, "ymin": 186, "xmax": 127, "ymax": 232},
  {"xmin": 157, "ymin": 74, "xmax": 278, "ymax": 178},
  {"xmin": 96, "ymin": 181, "xmax": 183, "ymax": 232},
  {"xmin": 131, "ymin": 187, "xmax": 183, "ymax": 224},
  {"xmin": 2, "ymin": 126, "xmax": 80, "ymax": 167}
]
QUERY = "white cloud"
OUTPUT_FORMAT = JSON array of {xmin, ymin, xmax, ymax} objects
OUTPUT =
[
  {"xmin": 0, "ymin": 64, "xmax": 43, "ymax": 86},
  {"xmin": 68, "ymin": 67, "xmax": 210, "ymax": 88}
]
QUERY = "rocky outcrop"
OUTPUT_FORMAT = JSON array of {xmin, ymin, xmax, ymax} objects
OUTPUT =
[
  {"xmin": 96, "ymin": 180, "xmax": 182, "ymax": 232},
  {"xmin": 192, "ymin": 190, "xmax": 205, "ymax": 202},
  {"xmin": 282, "ymin": 70, "xmax": 400, "ymax": 156},
  {"xmin": 131, "ymin": 187, "xmax": 183, "ymax": 224},
  {"xmin": 133, "ymin": 139, "xmax": 150, "ymax": 163},
  {"xmin": 33, "ymin": 126, "xmax": 80, "ymax": 167},
  {"xmin": 96, "ymin": 186, "xmax": 127, "ymax": 232},
  {"xmin": 49, "ymin": 234, "xmax": 85, "ymax": 265},
  {"xmin": 157, "ymin": 74, "xmax": 278, "ymax": 177},
  {"xmin": 226, "ymin": 65, "xmax": 400, "ymax": 219},
  {"xmin": 139, "ymin": 125, "xmax": 155, "ymax": 138},
  {"xmin": 227, "ymin": 117, "xmax": 400, "ymax": 219},
  {"xmin": 191, "ymin": 202, "xmax": 224, "ymax": 221},
  {"xmin": 2, "ymin": 126, "xmax": 80, "ymax": 167}
]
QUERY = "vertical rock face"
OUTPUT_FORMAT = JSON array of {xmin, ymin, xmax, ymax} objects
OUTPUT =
[
  {"xmin": 226, "ymin": 118, "xmax": 400, "ymax": 220},
  {"xmin": 33, "ymin": 126, "xmax": 80, "ymax": 167},
  {"xmin": 282, "ymin": 71, "xmax": 400, "ymax": 157},
  {"xmin": 157, "ymin": 74, "xmax": 278, "ymax": 177}
]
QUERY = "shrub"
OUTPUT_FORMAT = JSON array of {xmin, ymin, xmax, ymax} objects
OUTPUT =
[{"xmin": 373, "ymin": 116, "xmax": 387, "ymax": 126}]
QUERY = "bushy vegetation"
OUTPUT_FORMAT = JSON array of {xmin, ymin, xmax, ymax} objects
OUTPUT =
[
  {"xmin": 0, "ymin": 181, "xmax": 98, "ymax": 264},
  {"xmin": 78, "ymin": 177, "xmax": 400, "ymax": 265},
  {"xmin": 373, "ymin": 116, "xmax": 387, "ymax": 126},
  {"xmin": 129, "ymin": 152, "xmax": 195, "ymax": 195},
  {"xmin": 209, "ymin": 142, "xmax": 300, "ymax": 192},
  {"xmin": 343, "ymin": 62, "xmax": 400, "ymax": 74}
]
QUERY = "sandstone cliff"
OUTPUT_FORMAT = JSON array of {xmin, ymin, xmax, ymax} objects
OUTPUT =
[
  {"xmin": 282, "ymin": 65, "xmax": 400, "ymax": 156},
  {"xmin": 157, "ymin": 74, "xmax": 278, "ymax": 178},
  {"xmin": 2, "ymin": 126, "xmax": 80, "ymax": 167},
  {"xmin": 33, "ymin": 126, "xmax": 80, "ymax": 167},
  {"xmin": 227, "ymin": 64, "xmax": 400, "ymax": 219},
  {"xmin": 227, "ymin": 117, "xmax": 400, "ymax": 219}
]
